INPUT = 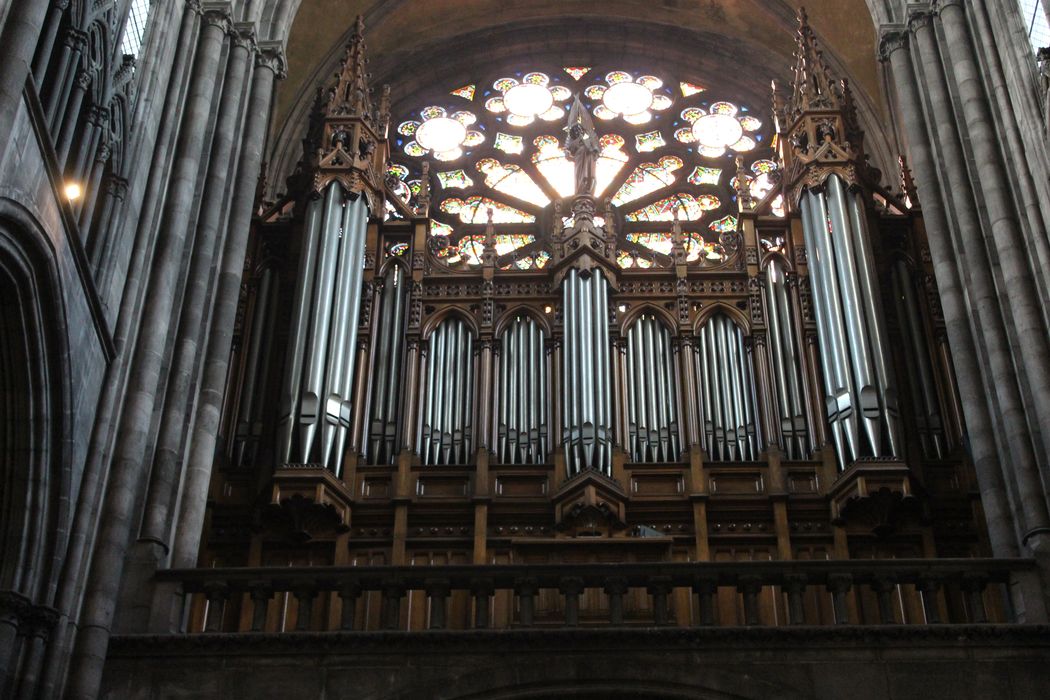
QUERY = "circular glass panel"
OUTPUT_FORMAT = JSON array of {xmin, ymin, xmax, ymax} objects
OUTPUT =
[
  {"xmin": 691, "ymin": 113, "xmax": 743, "ymax": 149},
  {"xmin": 602, "ymin": 81, "xmax": 653, "ymax": 116},
  {"xmin": 503, "ymin": 83, "xmax": 554, "ymax": 117},
  {"xmin": 416, "ymin": 117, "xmax": 467, "ymax": 152}
]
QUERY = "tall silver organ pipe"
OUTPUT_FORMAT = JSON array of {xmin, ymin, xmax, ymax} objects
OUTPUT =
[
  {"xmin": 625, "ymin": 314, "xmax": 681, "ymax": 462},
  {"xmin": 561, "ymin": 269, "xmax": 613, "ymax": 475},
  {"xmin": 496, "ymin": 314, "xmax": 549, "ymax": 464},
  {"xmin": 890, "ymin": 260, "xmax": 946, "ymax": 459},
  {"xmin": 232, "ymin": 267, "xmax": 280, "ymax": 466},
  {"xmin": 799, "ymin": 175, "xmax": 902, "ymax": 468},
  {"xmin": 696, "ymin": 314, "xmax": 761, "ymax": 461},
  {"xmin": 763, "ymin": 260, "xmax": 811, "ymax": 459},
  {"xmin": 365, "ymin": 263, "xmax": 409, "ymax": 464},
  {"xmin": 276, "ymin": 182, "xmax": 370, "ymax": 474},
  {"xmin": 418, "ymin": 316, "xmax": 476, "ymax": 465}
]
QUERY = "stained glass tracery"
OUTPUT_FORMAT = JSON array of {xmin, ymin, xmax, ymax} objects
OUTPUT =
[{"xmin": 391, "ymin": 65, "xmax": 775, "ymax": 268}]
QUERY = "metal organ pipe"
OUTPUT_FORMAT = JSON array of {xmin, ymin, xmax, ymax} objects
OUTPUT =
[
  {"xmin": 561, "ymin": 269, "xmax": 613, "ymax": 475},
  {"xmin": 625, "ymin": 314, "xmax": 681, "ymax": 463},
  {"xmin": 696, "ymin": 314, "xmax": 761, "ymax": 461},
  {"xmin": 419, "ymin": 317, "xmax": 476, "ymax": 465},
  {"xmin": 891, "ymin": 260, "xmax": 946, "ymax": 460},
  {"xmin": 763, "ymin": 260, "xmax": 811, "ymax": 459},
  {"xmin": 366, "ymin": 264, "xmax": 409, "ymax": 464},
  {"xmin": 276, "ymin": 184, "xmax": 369, "ymax": 474},
  {"xmin": 799, "ymin": 175, "xmax": 902, "ymax": 468},
  {"xmin": 496, "ymin": 315, "xmax": 549, "ymax": 464}
]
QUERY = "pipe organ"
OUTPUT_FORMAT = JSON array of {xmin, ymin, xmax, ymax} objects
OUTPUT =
[
  {"xmin": 496, "ymin": 314, "xmax": 549, "ymax": 465},
  {"xmin": 762, "ymin": 258, "xmax": 810, "ymax": 460},
  {"xmin": 696, "ymin": 314, "xmax": 761, "ymax": 461},
  {"xmin": 365, "ymin": 262, "xmax": 410, "ymax": 464},
  {"xmin": 624, "ymin": 313, "xmax": 681, "ymax": 463},
  {"xmin": 199, "ymin": 15, "xmax": 982, "ymax": 594},
  {"xmin": 418, "ymin": 316, "xmax": 476, "ymax": 465},
  {"xmin": 561, "ymin": 269, "xmax": 614, "ymax": 475},
  {"xmin": 277, "ymin": 185, "xmax": 369, "ymax": 474}
]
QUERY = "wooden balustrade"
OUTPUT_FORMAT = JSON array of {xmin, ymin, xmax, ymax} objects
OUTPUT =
[{"xmin": 157, "ymin": 559, "xmax": 1045, "ymax": 634}]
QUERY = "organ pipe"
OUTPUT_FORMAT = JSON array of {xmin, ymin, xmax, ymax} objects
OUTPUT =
[
  {"xmin": 419, "ymin": 317, "xmax": 476, "ymax": 465},
  {"xmin": 799, "ymin": 175, "xmax": 902, "ymax": 468},
  {"xmin": 561, "ymin": 269, "xmax": 614, "ymax": 475},
  {"xmin": 625, "ymin": 314, "xmax": 681, "ymax": 462},
  {"xmin": 696, "ymin": 314, "xmax": 761, "ymax": 461},
  {"xmin": 890, "ymin": 260, "xmax": 946, "ymax": 459},
  {"xmin": 232, "ymin": 266, "xmax": 280, "ymax": 466},
  {"xmin": 763, "ymin": 260, "xmax": 811, "ymax": 459},
  {"xmin": 276, "ymin": 183, "xmax": 370, "ymax": 474},
  {"xmin": 366, "ymin": 263, "xmax": 409, "ymax": 464},
  {"xmin": 496, "ymin": 315, "xmax": 549, "ymax": 464}
]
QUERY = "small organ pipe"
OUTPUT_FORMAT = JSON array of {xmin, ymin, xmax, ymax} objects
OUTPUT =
[
  {"xmin": 277, "ymin": 196, "xmax": 323, "ymax": 463},
  {"xmin": 696, "ymin": 314, "xmax": 760, "ymax": 461}
]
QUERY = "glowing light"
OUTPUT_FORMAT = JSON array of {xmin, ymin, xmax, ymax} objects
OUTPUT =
[
  {"xmin": 602, "ymin": 81, "xmax": 653, "ymax": 116},
  {"xmin": 692, "ymin": 113, "xmax": 743, "ymax": 149},
  {"xmin": 64, "ymin": 182, "xmax": 82, "ymax": 201},
  {"xmin": 504, "ymin": 82, "xmax": 554, "ymax": 118},
  {"xmin": 416, "ymin": 116, "xmax": 467, "ymax": 153}
]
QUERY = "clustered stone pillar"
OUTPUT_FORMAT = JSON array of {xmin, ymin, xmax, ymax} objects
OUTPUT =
[
  {"xmin": 878, "ymin": 1, "xmax": 1050, "ymax": 560},
  {"xmin": 66, "ymin": 7, "xmax": 234, "ymax": 699}
]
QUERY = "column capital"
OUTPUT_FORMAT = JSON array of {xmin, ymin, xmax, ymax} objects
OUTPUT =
[
  {"xmin": 907, "ymin": 8, "xmax": 936, "ymax": 33},
  {"xmin": 256, "ymin": 41, "xmax": 288, "ymax": 79},
  {"xmin": 232, "ymin": 22, "xmax": 257, "ymax": 53},
  {"xmin": 877, "ymin": 25, "xmax": 910, "ymax": 63},
  {"xmin": 200, "ymin": 3, "xmax": 234, "ymax": 33}
]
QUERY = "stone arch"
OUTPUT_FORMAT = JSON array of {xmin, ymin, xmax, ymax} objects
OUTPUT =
[{"xmin": 0, "ymin": 214, "xmax": 71, "ymax": 608}]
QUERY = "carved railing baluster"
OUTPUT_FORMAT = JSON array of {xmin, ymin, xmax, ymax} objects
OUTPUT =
[
  {"xmin": 738, "ymin": 575, "xmax": 762, "ymax": 626},
  {"xmin": 604, "ymin": 577, "xmax": 627, "ymax": 625},
  {"xmin": 783, "ymin": 574, "xmax": 807, "ymax": 625},
  {"xmin": 515, "ymin": 577, "xmax": 537, "ymax": 627},
  {"xmin": 338, "ymin": 582, "xmax": 360, "ymax": 631},
  {"xmin": 694, "ymin": 576, "xmax": 718, "ymax": 626},
  {"xmin": 962, "ymin": 574, "xmax": 988, "ymax": 624},
  {"xmin": 471, "ymin": 578, "xmax": 495, "ymax": 629},
  {"xmin": 871, "ymin": 576, "xmax": 896, "ymax": 625},
  {"xmin": 381, "ymin": 580, "xmax": 404, "ymax": 630},
  {"xmin": 648, "ymin": 576, "xmax": 673, "ymax": 626},
  {"xmin": 292, "ymin": 581, "xmax": 316, "ymax": 631},
  {"xmin": 559, "ymin": 577, "xmax": 584, "ymax": 627},
  {"xmin": 425, "ymin": 578, "xmax": 450, "ymax": 630},
  {"xmin": 918, "ymin": 576, "xmax": 942, "ymax": 624},
  {"xmin": 248, "ymin": 583, "xmax": 272, "ymax": 632},
  {"xmin": 202, "ymin": 582, "xmax": 229, "ymax": 633},
  {"xmin": 827, "ymin": 574, "xmax": 852, "ymax": 625}
]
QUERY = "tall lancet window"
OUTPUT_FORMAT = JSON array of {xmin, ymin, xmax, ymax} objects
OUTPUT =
[
  {"xmin": 696, "ymin": 313, "xmax": 761, "ymax": 461},
  {"xmin": 495, "ymin": 314, "xmax": 549, "ymax": 464},
  {"xmin": 365, "ymin": 262, "xmax": 410, "ymax": 465},
  {"xmin": 624, "ymin": 313, "xmax": 681, "ymax": 462},
  {"xmin": 762, "ymin": 259, "xmax": 811, "ymax": 460},
  {"xmin": 418, "ymin": 316, "xmax": 476, "ymax": 465},
  {"xmin": 120, "ymin": 0, "xmax": 152, "ymax": 60}
]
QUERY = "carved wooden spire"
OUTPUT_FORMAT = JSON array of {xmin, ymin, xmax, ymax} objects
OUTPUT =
[
  {"xmin": 308, "ymin": 15, "xmax": 390, "ymax": 213},
  {"xmin": 774, "ymin": 7, "xmax": 872, "ymax": 204}
]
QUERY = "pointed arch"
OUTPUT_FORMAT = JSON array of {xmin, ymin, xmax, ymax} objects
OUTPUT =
[
  {"xmin": 619, "ymin": 302, "xmax": 678, "ymax": 337},
  {"xmin": 421, "ymin": 306, "xmax": 479, "ymax": 340},
  {"xmin": 693, "ymin": 301, "xmax": 750, "ymax": 335},
  {"xmin": 494, "ymin": 304, "xmax": 552, "ymax": 338}
]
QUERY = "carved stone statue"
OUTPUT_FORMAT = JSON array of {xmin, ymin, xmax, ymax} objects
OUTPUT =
[{"xmin": 564, "ymin": 95, "xmax": 600, "ymax": 196}]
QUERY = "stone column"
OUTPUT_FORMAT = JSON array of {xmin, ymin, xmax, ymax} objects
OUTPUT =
[
  {"xmin": 170, "ymin": 41, "xmax": 285, "ymax": 570},
  {"xmin": 64, "ymin": 8, "xmax": 232, "ymax": 699},
  {"xmin": 910, "ymin": 8, "xmax": 1050, "ymax": 550},
  {"xmin": 939, "ymin": 0, "xmax": 1050, "ymax": 462},
  {"xmin": 880, "ymin": 26, "xmax": 1017, "ymax": 556},
  {"xmin": 0, "ymin": 0, "xmax": 51, "ymax": 162},
  {"xmin": 140, "ymin": 20, "xmax": 253, "ymax": 560}
]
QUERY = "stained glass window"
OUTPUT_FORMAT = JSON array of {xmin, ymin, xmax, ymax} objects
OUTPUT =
[
  {"xmin": 391, "ymin": 65, "xmax": 774, "ymax": 269},
  {"xmin": 612, "ymin": 156, "xmax": 683, "ymax": 206},
  {"xmin": 120, "ymin": 0, "xmax": 151, "ymax": 60},
  {"xmin": 440, "ymin": 196, "xmax": 535, "ymax": 224}
]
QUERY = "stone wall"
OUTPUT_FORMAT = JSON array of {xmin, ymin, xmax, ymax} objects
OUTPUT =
[{"xmin": 102, "ymin": 626, "xmax": 1050, "ymax": 700}]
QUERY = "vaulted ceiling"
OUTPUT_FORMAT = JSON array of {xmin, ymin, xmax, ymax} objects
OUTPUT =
[{"xmin": 268, "ymin": 0, "xmax": 892, "ymax": 196}]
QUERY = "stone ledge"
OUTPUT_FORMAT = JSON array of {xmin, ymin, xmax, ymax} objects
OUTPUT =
[{"xmin": 108, "ymin": 623, "xmax": 1050, "ymax": 657}]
